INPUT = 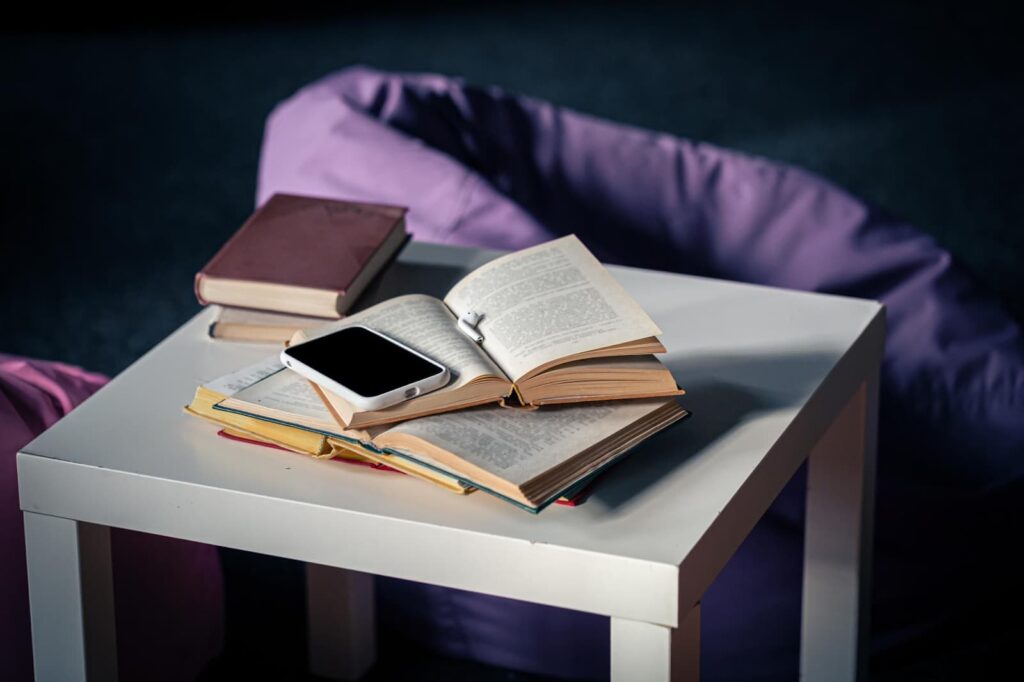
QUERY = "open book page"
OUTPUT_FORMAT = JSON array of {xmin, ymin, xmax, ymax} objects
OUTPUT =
[
  {"xmin": 442, "ymin": 235, "xmax": 663, "ymax": 383},
  {"xmin": 376, "ymin": 398, "xmax": 670, "ymax": 490},
  {"xmin": 221, "ymin": 365, "xmax": 351, "ymax": 434},
  {"xmin": 298, "ymin": 294, "xmax": 510, "ymax": 426},
  {"xmin": 202, "ymin": 355, "xmax": 285, "ymax": 396},
  {"xmin": 301, "ymin": 294, "xmax": 506, "ymax": 388},
  {"xmin": 189, "ymin": 356, "xmax": 337, "ymax": 455}
]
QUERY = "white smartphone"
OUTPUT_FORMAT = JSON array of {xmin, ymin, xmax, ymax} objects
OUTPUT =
[{"xmin": 280, "ymin": 325, "xmax": 450, "ymax": 411}]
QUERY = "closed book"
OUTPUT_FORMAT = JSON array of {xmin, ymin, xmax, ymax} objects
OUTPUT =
[
  {"xmin": 207, "ymin": 306, "xmax": 330, "ymax": 345},
  {"xmin": 195, "ymin": 193, "xmax": 408, "ymax": 318}
]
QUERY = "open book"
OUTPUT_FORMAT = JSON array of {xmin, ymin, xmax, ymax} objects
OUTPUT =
[
  {"xmin": 185, "ymin": 357, "xmax": 471, "ymax": 494},
  {"xmin": 283, "ymin": 235, "xmax": 682, "ymax": 429},
  {"xmin": 190, "ymin": 356, "xmax": 688, "ymax": 512}
]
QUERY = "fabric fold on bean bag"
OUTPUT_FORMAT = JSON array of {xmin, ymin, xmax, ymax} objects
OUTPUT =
[
  {"xmin": 258, "ymin": 66, "xmax": 1024, "ymax": 680},
  {"xmin": 0, "ymin": 354, "xmax": 224, "ymax": 681}
]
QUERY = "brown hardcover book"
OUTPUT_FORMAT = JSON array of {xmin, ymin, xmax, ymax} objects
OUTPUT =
[{"xmin": 195, "ymin": 193, "xmax": 409, "ymax": 318}]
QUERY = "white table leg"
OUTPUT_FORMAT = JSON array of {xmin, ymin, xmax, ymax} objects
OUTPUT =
[
  {"xmin": 23, "ymin": 512, "xmax": 117, "ymax": 681},
  {"xmin": 305, "ymin": 563, "xmax": 376, "ymax": 680},
  {"xmin": 801, "ymin": 375, "xmax": 878, "ymax": 682},
  {"xmin": 611, "ymin": 602, "xmax": 700, "ymax": 682}
]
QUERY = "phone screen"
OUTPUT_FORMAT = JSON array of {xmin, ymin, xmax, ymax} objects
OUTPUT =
[{"xmin": 285, "ymin": 326, "xmax": 444, "ymax": 398}]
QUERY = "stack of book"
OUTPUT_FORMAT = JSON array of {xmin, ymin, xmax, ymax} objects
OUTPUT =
[
  {"xmin": 196, "ymin": 193, "xmax": 409, "ymax": 343},
  {"xmin": 188, "ymin": 205, "xmax": 688, "ymax": 512}
]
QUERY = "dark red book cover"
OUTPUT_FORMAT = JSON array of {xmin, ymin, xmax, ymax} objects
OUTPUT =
[{"xmin": 195, "ymin": 193, "xmax": 407, "ymax": 301}]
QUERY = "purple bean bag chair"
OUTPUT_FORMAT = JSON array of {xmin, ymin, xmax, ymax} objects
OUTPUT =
[
  {"xmin": 1, "ymin": 355, "xmax": 224, "ymax": 681},
  {"xmin": 257, "ymin": 67, "xmax": 1024, "ymax": 680}
]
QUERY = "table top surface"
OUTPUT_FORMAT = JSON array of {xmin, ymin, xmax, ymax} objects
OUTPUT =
[{"xmin": 20, "ymin": 241, "xmax": 882, "ymax": 571}]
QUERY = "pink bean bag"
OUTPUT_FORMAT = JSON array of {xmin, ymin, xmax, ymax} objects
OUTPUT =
[{"xmin": 1, "ymin": 354, "xmax": 224, "ymax": 681}]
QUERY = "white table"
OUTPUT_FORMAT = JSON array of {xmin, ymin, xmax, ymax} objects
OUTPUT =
[{"xmin": 18, "ymin": 241, "xmax": 883, "ymax": 682}]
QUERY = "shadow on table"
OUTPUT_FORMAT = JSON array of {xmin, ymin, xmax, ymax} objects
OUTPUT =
[
  {"xmin": 358, "ymin": 259, "xmax": 472, "ymax": 306},
  {"xmin": 587, "ymin": 349, "xmax": 838, "ymax": 511}
]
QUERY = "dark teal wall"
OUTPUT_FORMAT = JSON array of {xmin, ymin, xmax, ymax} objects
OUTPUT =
[{"xmin": 2, "ymin": 2, "xmax": 1021, "ymax": 375}]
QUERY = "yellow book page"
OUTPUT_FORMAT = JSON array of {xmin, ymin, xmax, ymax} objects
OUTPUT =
[
  {"xmin": 327, "ymin": 439, "xmax": 472, "ymax": 496},
  {"xmin": 218, "ymin": 426, "xmax": 368, "ymax": 463},
  {"xmin": 187, "ymin": 385, "xmax": 331, "ymax": 456}
]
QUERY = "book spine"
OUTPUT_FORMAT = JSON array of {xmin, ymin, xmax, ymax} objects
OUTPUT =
[
  {"xmin": 194, "ymin": 272, "xmax": 209, "ymax": 306},
  {"xmin": 193, "ymin": 201, "xmax": 268, "ymax": 305}
]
